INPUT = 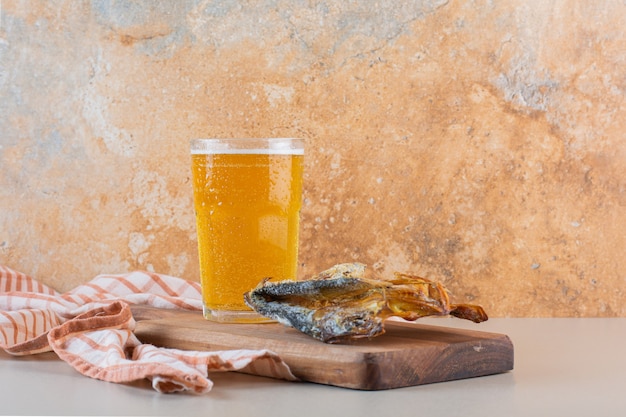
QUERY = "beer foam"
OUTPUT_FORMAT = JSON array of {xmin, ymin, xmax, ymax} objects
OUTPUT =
[
  {"xmin": 191, "ymin": 139, "xmax": 304, "ymax": 155},
  {"xmin": 191, "ymin": 148, "xmax": 304, "ymax": 155}
]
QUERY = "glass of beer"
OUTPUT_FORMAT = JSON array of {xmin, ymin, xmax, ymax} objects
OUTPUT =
[{"xmin": 190, "ymin": 138, "xmax": 304, "ymax": 323}]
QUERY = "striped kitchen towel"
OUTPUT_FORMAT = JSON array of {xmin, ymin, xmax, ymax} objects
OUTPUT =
[{"xmin": 0, "ymin": 265, "xmax": 296, "ymax": 393}]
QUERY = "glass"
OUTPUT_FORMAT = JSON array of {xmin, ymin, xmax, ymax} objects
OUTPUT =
[{"xmin": 190, "ymin": 138, "xmax": 304, "ymax": 323}]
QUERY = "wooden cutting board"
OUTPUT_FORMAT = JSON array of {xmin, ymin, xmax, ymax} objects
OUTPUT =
[{"xmin": 132, "ymin": 306, "xmax": 514, "ymax": 390}]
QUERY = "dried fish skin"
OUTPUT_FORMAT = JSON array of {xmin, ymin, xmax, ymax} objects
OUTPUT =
[
  {"xmin": 309, "ymin": 262, "xmax": 367, "ymax": 281},
  {"xmin": 244, "ymin": 263, "xmax": 488, "ymax": 343},
  {"xmin": 244, "ymin": 276, "xmax": 388, "ymax": 343}
]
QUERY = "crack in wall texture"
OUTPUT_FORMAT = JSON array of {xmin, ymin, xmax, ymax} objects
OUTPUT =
[{"xmin": 1, "ymin": 0, "xmax": 624, "ymax": 317}]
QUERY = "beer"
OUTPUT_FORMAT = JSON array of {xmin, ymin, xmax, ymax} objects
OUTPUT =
[{"xmin": 191, "ymin": 139, "xmax": 304, "ymax": 322}]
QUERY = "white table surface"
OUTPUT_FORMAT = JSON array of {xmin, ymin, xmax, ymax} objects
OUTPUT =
[{"xmin": 1, "ymin": 318, "xmax": 625, "ymax": 416}]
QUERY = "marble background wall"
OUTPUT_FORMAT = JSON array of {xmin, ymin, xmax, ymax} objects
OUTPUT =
[{"xmin": 1, "ymin": 1, "xmax": 624, "ymax": 317}]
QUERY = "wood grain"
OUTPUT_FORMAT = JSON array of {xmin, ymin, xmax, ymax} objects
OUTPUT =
[{"xmin": 132, "ymin": 306, "xmax": 514, "ymax": 390}]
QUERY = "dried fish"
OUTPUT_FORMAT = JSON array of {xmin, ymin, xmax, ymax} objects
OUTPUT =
[{"xmin": 244, "ymin": 263, "xmax": 488, "ymax": 343}]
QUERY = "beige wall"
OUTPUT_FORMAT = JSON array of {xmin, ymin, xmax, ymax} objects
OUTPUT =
[{"xmin": 1, "ymin": 1, "xmax": 624, "ymax": 316}]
